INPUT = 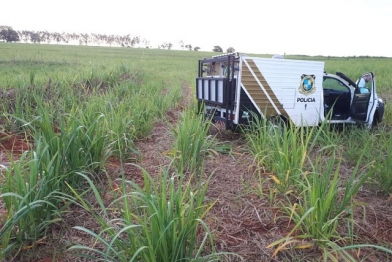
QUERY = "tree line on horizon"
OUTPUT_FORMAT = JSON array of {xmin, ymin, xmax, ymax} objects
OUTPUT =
[
  {"xmin": 0, "ymin": 25, "xmax": 235, "ymax": 53},
  {"xmin": 0, "ymin": 25, "xmax": 146, "ymax": 48}
]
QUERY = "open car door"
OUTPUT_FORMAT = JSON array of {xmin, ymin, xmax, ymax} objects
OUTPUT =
[{"xmin": 350, "ymin": 72, "xmax": 374, "ymax": 122}]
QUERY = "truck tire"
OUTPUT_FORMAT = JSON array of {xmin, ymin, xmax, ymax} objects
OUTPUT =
[
  {"xmin": 268, "ymin": 115, "xmax": 287, "ymax": 136},
  {"xmin": 372, "ymin": 111, "xmax": 380, "ymax": 128}
]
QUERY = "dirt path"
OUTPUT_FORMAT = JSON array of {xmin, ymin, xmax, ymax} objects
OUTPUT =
[
  {"xmin": 99, "ymin": 84, "xmax": 280, "ymax": 260},
  {"xmin": 99, "ymin": 83, "xmax": 281, "ymax": 261}
]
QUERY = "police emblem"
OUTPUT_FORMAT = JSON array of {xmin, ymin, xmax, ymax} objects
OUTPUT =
[{"xmin": 299, "ymin": 74, "xmax": 316, "ymax": 95}]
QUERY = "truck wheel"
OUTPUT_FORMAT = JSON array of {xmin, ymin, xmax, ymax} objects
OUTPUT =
[
  {"xmin": 231, "ymin": 124, "xmax": 248, "ymax": 133},
  {"xmin": 372, "ymin": 112, "xmax": 380, "ymax": 128},
  {"xmin": 268, "ymin": 116, "xmax": 287, "ymax": 136}
]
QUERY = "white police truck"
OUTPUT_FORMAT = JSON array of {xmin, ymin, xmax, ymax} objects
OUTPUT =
[{"xmin": 196, "ymin": 53, "xmax": 384, "ymax": 129}]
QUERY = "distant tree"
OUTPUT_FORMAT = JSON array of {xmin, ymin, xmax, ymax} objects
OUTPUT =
[
  {"xmin": 213, "ymin": 46, "xmax": 223, "ymax": 52},
  {"xmin": 41, "ymin": 31, "xmax": 51, "ymax": 43},
  {"xmin": 120, "ymin": 34, "xmax": 129, "ymax": 46},
  {"xmin": 19, "ymin": 30, "xmax": 30, "ymax": 43},
  {"xmin": 0, "ymin": 27, "xmax": 149, "ymax": 49},
  {"xmin": 91, "ymin": 33, "xmax": 101, "ymax": 45},
  {"xmin": 226, "ymin": 47, "xmax": 235, "ymax": 53},
  {"xmin": 185, "ymin": 44, "xmax": 192, "ymax": 51},
  {"xmin": 52, "ymin": 32, "xmax": 64, "ymax": 44},
  {"xmin": 30, "ymin": 31, "xmax": 42, "ymax": 44},
  {"xmin": 160, "ymin": 42, "xmax": 173, "ymax": 50},
  {"xmin": 114, "ymin": 35, "xmax": 123, "ymax": 46},
  {"xmin": 70, "ymin": 33, "xmax": 80, "ymax": 42},
  {"xmin": 130, "ymin": 36, "xmax": 140, "ymax": 47},
  {"xmin": 17, "ymin": 30, "xmax": 23, "ymax": 41},
  {"xmin": 0, "ymin": 25, "xmax": 11, "ymax": 31},
  {"xmin": 194, "ymin": 46, "xmax": 201, "ymax": 51},
  {"xmin": 62, "ymin": 32, "xmax": 71, "ymax": 44},
  {"xmin": 0, "ymin": 26, "xmax": 20, "ymax": 42},
  {"xmin": 179, "ymin": 40, "xmax": 184, "ymax": 49},
  {"xmin": 79, "ymin": 33, "xmax": 90, "ymax": 45},
  {"xmin": 106, "ymin": 35, "xmax": 115, "ymax": 46},
  {"xmin": 142, "ymin": 38, "xmax": 150, "ymax": 48}
]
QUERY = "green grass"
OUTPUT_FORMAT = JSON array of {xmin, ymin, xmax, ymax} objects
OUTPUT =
[
  {"xmin": 0, "ymin": 42, "xmax": 207, "ymax": 89},
  {"xmin": 0, "ymin": 42, "xmax": 209, "ymax": 259},
  {"xmin": 246, "ymin": 117, "xmax": 316, "ymax": 194},
  {"xmin": 67, "ymin": 167, "xmax": 224, "ymax": 261},
  {"xmin": 287, "ymin": 151, "xmax": 370, "ymax": 243},
  {"xmin": 0, "ymin": 141, "xmax": 66, "ymax": 259},
  {"xmin": 368, "ymin": 126, "xmax": 392, "ymax": 193},
  {"xmin": 247, "ymin": 118, "xmax": 388, "ymax": 259},
  {"xmin": 169, "ymin": 107, "xmax": 213, "ymax": 174}
]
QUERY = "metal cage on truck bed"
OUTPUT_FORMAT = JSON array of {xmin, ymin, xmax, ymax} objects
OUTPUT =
[{"xmin": 196, "ymin": 54, "xmax": 239, "ymax": 130}]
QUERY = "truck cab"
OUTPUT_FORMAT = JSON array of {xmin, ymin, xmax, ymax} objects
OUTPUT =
[{"xmin": 323, "ymin": 72, "xmax": 385, "ymax": 127}]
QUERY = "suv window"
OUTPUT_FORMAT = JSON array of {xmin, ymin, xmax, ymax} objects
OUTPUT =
[{"xmin": 323, "ymin": 77, "xmax": 349, "ymax": 92}]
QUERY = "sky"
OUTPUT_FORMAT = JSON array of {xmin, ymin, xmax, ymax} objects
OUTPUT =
[{"xmin": 2, "ymin": 0, "xmax": 392, "ymax": 57}]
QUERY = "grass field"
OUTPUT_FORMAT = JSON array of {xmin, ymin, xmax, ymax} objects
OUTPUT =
[{"xmin": 1, "ymin": 42, "xmax": 392, "ymax": 261}]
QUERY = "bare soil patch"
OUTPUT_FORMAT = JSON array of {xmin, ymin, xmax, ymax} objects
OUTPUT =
[{"xmin": 0, "ymin": 132, "xmax": 30, "ymax": 161}]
